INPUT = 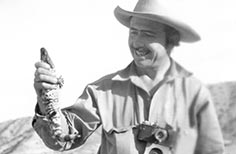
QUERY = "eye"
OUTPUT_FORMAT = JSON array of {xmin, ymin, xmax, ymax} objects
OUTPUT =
[
  {"xmin": 130, "ymin": 29, "xmax": 138, "ymax": 35},
  {"xmin": 144, "ymin": 31, "xmax": 155, "ymax": 37}
]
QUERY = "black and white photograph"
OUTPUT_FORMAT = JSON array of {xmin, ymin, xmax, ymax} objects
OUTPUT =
[{"xmin": 0, "ymin": 0, "xmax": 235, "ymax": 153}]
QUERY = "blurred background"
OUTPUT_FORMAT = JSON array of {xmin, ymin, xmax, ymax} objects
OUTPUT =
[{"xmin": 0, "ymin": 0, "xmax": 235, "ymax": 153}]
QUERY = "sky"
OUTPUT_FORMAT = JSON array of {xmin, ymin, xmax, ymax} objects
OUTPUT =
[{"xmin": 0, "ymin": 0, "xmax": 235, "ymax": 123}]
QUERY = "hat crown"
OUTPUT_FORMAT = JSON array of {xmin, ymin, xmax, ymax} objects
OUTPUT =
[{"xmin": 134, "ymin": 0, "xmax": 166, "ymax": 15}]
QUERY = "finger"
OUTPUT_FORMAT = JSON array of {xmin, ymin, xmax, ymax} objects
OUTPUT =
[
  {"xmin": 35, "ymin": 74, "xmax": 58, "ymax": 84},
  {"xmin": 35, "ymin": 67, "xmax": 57, "ymax": 77},
  {"xmin": 34, "ymin": 81, "xmax": 58, "ymax": 91},
  {"xmin": 35, "ymin": 61, "xmax": 52, "ymax": 69}
]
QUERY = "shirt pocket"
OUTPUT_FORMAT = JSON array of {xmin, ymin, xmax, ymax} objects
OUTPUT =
[
  {"xmin": 103, "ymin": 126, "xmax": 144, "ymax": 154},
  {"xmin": 173, "ymin": 128, "xmax": 198, "ymax": 154}
]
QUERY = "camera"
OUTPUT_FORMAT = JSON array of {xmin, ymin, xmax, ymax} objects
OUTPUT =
[
  {"xmin": 137, "ymin": 122, "xmax": 178, "ymax": 154},
  {"xmin": 143, "ymin": 143, "xmax": 171, "ymax": 154}
]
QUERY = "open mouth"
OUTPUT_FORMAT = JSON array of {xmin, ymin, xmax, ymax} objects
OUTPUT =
[{"xmin": 135, "ymin": 48, "xmax": 150, "ymax": 56}]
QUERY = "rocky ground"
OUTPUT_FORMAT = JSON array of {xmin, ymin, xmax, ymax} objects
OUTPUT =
[
  {"xmin": 0, "ymin": 81, "xmax": 235, "ymax": 154},
  {"xmin": 208, "ymin": 82, "xmax": 236, "ymax": 154}
]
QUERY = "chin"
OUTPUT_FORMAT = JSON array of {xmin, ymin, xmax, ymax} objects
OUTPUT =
[{"xmin": 135, "ymin": 61, "xmax": 152, "ymax": 69}]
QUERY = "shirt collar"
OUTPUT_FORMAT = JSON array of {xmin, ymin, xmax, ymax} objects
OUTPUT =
[{"xmin": 112, "ymin": 59, "xmax": 192, "ymax": 84}]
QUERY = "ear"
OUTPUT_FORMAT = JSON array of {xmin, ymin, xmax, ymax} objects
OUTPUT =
[{"xmin": 165, "ymin": 44, "xmax": 174, "ymax": 55}]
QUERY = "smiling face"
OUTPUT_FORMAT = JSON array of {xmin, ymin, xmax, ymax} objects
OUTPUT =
[{"xmin": 129, "ymin": 17, "xmax": 170, "ymax": 70}]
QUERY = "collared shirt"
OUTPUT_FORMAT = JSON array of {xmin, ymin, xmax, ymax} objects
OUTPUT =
[{"xmin": 33, "ymin": 60, "xmax": 225, "ymax": 154}]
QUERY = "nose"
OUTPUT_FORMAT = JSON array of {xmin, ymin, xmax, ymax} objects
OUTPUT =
[{"xmin": 130, "ymin": 32, "xmax": 145, "ymax": 49}]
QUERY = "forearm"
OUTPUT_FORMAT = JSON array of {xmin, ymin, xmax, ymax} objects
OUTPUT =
[
  {"xmin": 32, "ymin": 83, "xmax": 101, "ymax": 151},
  {"xmin": 32, "ymin": 102, "xmax": 100, "ymax": 151},
  {"xmin": 32, "ymin": 103, "xmax": 73, "ymax": 151}
]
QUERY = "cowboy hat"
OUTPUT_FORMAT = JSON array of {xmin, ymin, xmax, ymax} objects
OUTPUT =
[{"xmin": 114, "ymin": 0, "xmax": 201, "ymax": 43}]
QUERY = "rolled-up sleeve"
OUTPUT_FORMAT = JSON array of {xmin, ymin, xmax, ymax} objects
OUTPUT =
[
  {"xmin": 194, "ymin": 86, "xmax": 225, "ymax": 154},
  {"xmin": 32, "ymin": 85, "xmax": 101, "ymax": 151}
]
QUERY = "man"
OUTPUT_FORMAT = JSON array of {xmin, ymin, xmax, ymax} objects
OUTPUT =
[{"xmin": 33, "ymin": 0, "xmax": 225, "ymax": 153}]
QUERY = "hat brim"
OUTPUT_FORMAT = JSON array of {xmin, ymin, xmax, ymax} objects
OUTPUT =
[{"xmin": 114, "ymin": 6, "xmax": 201, "ymax": 43}]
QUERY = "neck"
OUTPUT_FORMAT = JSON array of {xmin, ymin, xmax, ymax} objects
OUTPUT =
[
  {"xmin": 136, "ymin": 57, "xmax": 171, "ymax": 80},
  {"xmin": 135, "ymin": 57, "xmax": 171, "ymax": 94}
]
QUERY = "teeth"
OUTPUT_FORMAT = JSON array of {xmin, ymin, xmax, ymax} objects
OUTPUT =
[{"xmin": 135, "ymin": 49, "xmax": 149, "ymax": 56}]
